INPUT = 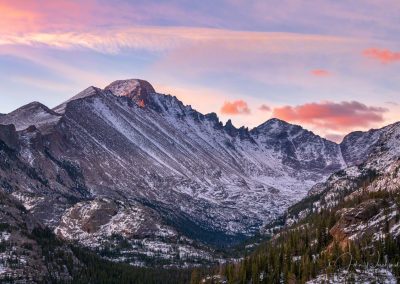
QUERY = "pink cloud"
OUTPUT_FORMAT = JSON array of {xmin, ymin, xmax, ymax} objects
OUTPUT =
[
  {"xmin": 221, "ymin": 100, "xmax": 251, "ymax": 115},
  {"xmin": 311, "ymin": 69, "xmax": 330, "ymax": 77},
  {"xmin": 363, "ymin": 48, "xmax": 400, "ymax": 64},
  {"xmin": 0, "ymin": 0, "xmax": 219, "ymax": 35},
  {"xmin": 259, "ymin": 104, "xmax": 271, "ymax": 112},
  {"xmin": 272, "ymin": 101, "xmax": 387, "ymax": 131},
  {"xmin": 0, "ymin": 2, "xmax": 40, "ymax": 33},
  {"xmin": 0, "ymin": 1, "xmax": 97, "ymax": 33}
]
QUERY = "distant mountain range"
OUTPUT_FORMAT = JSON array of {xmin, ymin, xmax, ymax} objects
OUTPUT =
[
  {"xmin": 0, "ymin": 79, "xmax": 399, "ymax": 282},
  {"xmin": 209, "ymin": 111, "xmax": 400, "ymax": 283}
]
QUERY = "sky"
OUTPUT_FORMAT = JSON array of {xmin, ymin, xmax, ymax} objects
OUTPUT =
[{"xmin": 0, "ymin": 0, "xmax": 399, "ymax": 142}]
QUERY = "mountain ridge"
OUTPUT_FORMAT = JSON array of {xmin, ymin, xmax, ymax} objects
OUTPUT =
[
  {"xmin": 2, "ymin": 79, "xmax": 342, "ymax": 144},
  {"xmin": 0, "ymin": 78, "xmax": 397, "ymax": 268}
]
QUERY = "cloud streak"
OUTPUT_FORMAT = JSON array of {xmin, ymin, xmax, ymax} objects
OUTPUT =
[
  {"xmin": 0, "ymin": 26, "xmax": 354, "ymax": 55},
  {"xmin": 273, "ymin": 101, "xmax": 387, "ymax": 131},
  {"xmin": 311, "ymin": 69, "xmax": 330, "ymax": 77},
  {"xmin": 363, "ymin": 48, "xmax": 400, "ymax": 63}
]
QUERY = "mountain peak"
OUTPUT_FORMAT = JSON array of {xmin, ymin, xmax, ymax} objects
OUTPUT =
[
  {"xmin": 104, "ymin": 79, "xmax": 155, "ymax": 98},
  {"xmin": 53, "ymin": 86, "xmax": 101, "ymax": 114},
  {"xmin": 0, "ymin": 101, "xmax": 60, "ymax": 132},
  {"xmin": 104, "ymin": 79, "xmax": 156, "ymax": 109},
  {"xmin": 258, "ymin": 118, "xmax": 291, "ymax": 128}
]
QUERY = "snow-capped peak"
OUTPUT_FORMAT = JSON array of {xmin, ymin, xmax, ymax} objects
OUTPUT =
[
  {"xmin": 102, "ymin": 79, "xmax": 156, "ymax": 109},
  {"xmin": 0, "ymin": 101, "xmax": 61, "ymax": 132},
  {"xmin": 104, "ymin": 79, "xmax": 155, "ymax": 99},
  {"xmin": 53, "ymin": 86, "xmax": 101, "ymax": 114}
]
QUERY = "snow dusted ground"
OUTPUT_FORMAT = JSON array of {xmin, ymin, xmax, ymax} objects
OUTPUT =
[{"xmin": 307, "ymin": 267, "xmax": 398, "ymax": 284}]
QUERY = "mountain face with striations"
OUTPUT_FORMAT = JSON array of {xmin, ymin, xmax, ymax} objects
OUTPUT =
[
  {"xmin": 219, "ymin": 122, "xmax": 400, "ymax": 283},
  {"xmin": 1, "ymin": 79, "xmax": 396, "ymax": 268},
  {"xmin": 280, "ymin": 122, "xmax": 400, "ymax": 281}
]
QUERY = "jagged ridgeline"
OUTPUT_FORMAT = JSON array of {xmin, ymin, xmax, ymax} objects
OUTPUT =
[
  {"xmin": 0, "ymin": 79, "xmax": 348, "ymax": 268},
  {"xmin": 1, "ymin": 79, "xmax": 400, "ymax": 282},
  {"xmin": 197, "ymin": 120, "xmax": 400, "ymax": 283}
]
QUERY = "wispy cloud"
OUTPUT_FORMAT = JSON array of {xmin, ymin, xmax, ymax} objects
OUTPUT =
[
  {"xmin": 0, "ymin": 26, "xmax": 355, "ymax": 55},
  {"xmin": 363, "ymin": 48, "xmax": 400, "ymax": 64},
  {"xmin": 0, "ymin": 0, "xmax": 399, "ymax": 139},
  {"xmin": 273, "ymin": 101, "xmax": 387, "ymax": 131}
]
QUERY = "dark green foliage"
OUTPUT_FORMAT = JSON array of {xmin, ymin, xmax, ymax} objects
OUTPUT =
[
  {"xmin": 0, "ymin": 222, "xmax": 10, "ymax": 230},
  {"xmin": 198, "ymin": 190, "xmax": 400, "ymax": 284},
  {"xmin": 70, "ymin": 246, "xmax": 192, "ymax": 284},
  {"xmin": 30, "ymin": 227, "xmax": 192, "ymax": 283}
]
